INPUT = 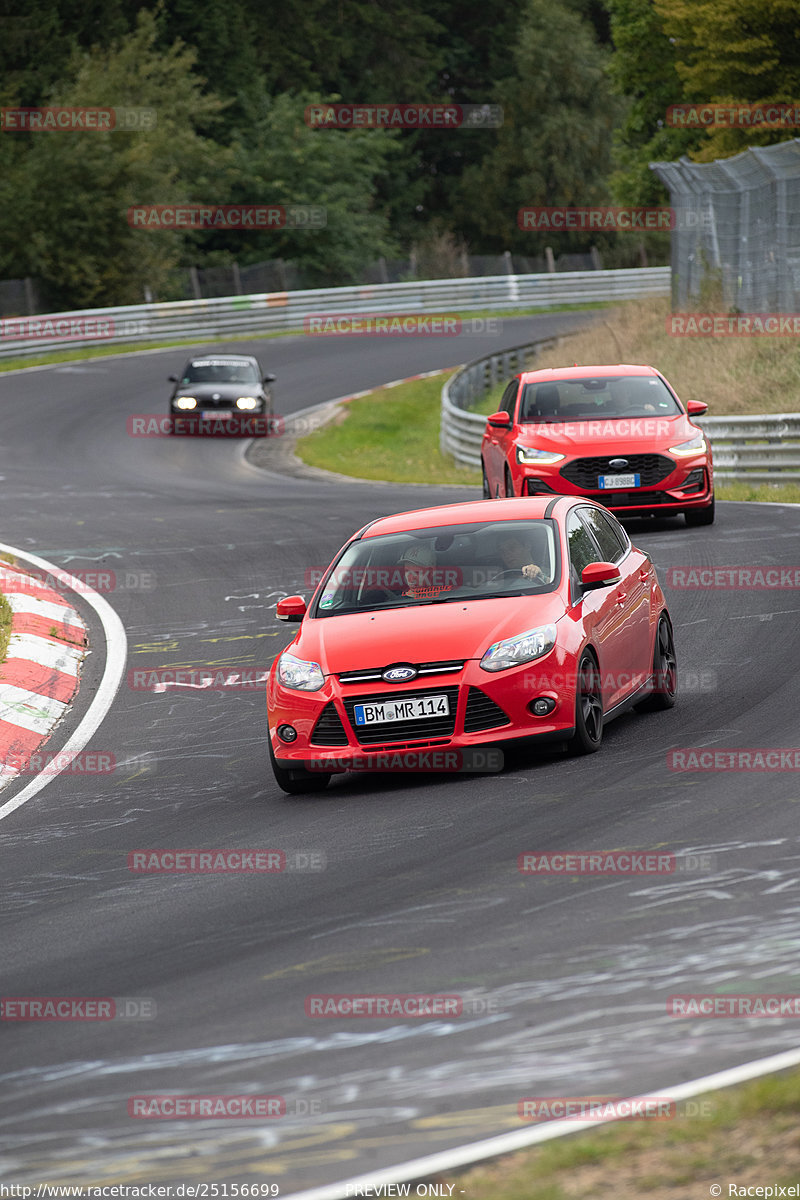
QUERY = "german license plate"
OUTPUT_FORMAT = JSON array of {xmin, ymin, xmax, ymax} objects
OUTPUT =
[
  {"xmin": 599, "ymin": 473, "xmax": 639, "ymax": 489},
  {"xmin": 201, "ymin": 410, "xmax": 232, "ymax": 420},
  {"xmin": 354, "ymin": 694, "xmax": 449, "ymax": 725}
]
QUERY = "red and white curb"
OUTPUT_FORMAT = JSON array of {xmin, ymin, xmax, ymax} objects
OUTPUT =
[{"xmin": 0, "ymin": 560, "xmax": 88, "ymax": 789}]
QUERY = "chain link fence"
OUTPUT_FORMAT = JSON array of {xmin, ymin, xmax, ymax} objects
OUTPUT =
[{"xmin": 651, "ymin": 137, "xmax": 800, "ymax": 312}]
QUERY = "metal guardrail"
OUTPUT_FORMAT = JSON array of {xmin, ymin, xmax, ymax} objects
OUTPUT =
[
  {"xmin": 441, "ymin": 341, "xmax": 800, "ymax": 480},
  {"xmin": 0, "ymin": 267, "xmax": 670, "ymax": 360}
]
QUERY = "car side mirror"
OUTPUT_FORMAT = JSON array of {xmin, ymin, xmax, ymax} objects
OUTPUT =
[
  {"xmin": 277, "ymin": 595, "xmax": 307, "ymax": 622},
  {"xmin": 686, "ymin": 399, "xmax": 708, "ymax": 415},
  {"xmin": 581, "ymin": 561, "xmax": 621, "ymax": 590},
  {"xmin": 168, "ymin": 375, "xmax": 178, "ymax": 382},
  {"xmin": 263, "ymin": 373, "xmax": 276, "ymax": 384},
  {"xmin": 487, "ymin": 411, "xmax": 512, "ymax": 429}
]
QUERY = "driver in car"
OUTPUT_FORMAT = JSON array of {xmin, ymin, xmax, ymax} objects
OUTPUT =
[{"xmin": 496, "ymin": 532, "xmax": 544, "ymax": 581}]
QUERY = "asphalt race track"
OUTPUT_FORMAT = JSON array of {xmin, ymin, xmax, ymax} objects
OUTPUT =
[{"xmin": 2, "ymin": 312, "xmax": 800, "ymax": 1194}]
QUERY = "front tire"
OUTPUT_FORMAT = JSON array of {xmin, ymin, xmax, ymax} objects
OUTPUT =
[
  {"xmin": 504, "ymin": 466, "xmax": 515, "ymax": 498},
  {"xmin": 269, "ymin": 738, "xmax": 330, "ymax": 794},
  {"xmin": 482, "ymin": 462, "xmax": 491, "ymax": 499},
  {"xmin": 567, "ymin": 651, "xmax": 603, "ymax": 754},
  {"xmin": 685, "ymin": 494, "xmax": 715, "ymax": 526}
]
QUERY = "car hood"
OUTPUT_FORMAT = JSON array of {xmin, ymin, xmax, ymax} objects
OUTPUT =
[
  {"xmin": 516, "ymin": 412, "xmax": 700, "ymax": 452},
  {"xmin": 175, "ymin": 383, "xmax": 262, "ymax": 401},
  {"xmin": 291, "ymin": 594, "xmax": 567, "ymax": 675}
]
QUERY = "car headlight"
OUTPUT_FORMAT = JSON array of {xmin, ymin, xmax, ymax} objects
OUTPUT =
[
  {"xmin": 175, "ymin": 396, "xmax": 197, "ymax": 410},
  {"xmin": 669, "ymin": 431, "xmax": 706, "ymax": 456},
  {"xmin": 480, "ymin": 624, "xmax": 557, "ymax": 672},
  {"xmin": 236, "ymin": 396, "xmax": 259, "ymax": 410},
  {"xmin": 516, "ymin": 446, "xmax": 565, "ymax": 465},
  {"xmin": 278, "ymin": 652, "xmax": 325, "ymax": 691}
]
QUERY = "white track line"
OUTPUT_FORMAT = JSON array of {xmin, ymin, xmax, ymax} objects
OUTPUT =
[
  {"xmin": 284, "ymin": 1047, "xmax": 800, "ymax": 1199},
  {"xmin": 0, "ymin": 544, "xmax": 127, "ymax": 821}
]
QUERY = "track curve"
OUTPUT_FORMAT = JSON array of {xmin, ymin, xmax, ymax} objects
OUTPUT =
[{"xmin": 2, "ymin": 313, "xmax": 800, "ymax": 1193}]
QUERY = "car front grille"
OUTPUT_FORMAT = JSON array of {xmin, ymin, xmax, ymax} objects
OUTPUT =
[
  {"xmin": 310, "ymin": 702, "xmax": 349, "ymax": 746},
  {"xmin": 343, "ymin": 685, "xmax": 459, "ymax": 745},
  {"xmin": 560, "ymin": 454, "xmax": 674, "ymax": 489},
  {"xmin": 338, "ymin": 661, "xmax": 464, "ymax": 685},
  {"xmin": 463, "ymin": 688, "xmax": 511, "ymax": 732}
]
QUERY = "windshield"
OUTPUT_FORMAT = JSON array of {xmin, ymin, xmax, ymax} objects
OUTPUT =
[
  {"xmin": 181, "ymin": 359, "xmax": 260, "ymax": 384},
  {"xmin": 519, "ymin": 375, "xmax": 681, "ymax": 422},
  {"xmin": 313, "ymin": 520, "xmax": 560, "ymax": 616}
]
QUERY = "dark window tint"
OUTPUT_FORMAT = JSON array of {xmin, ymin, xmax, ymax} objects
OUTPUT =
[
  {"xmin": 567, "ymin": 510, "xmax": 601, "ymax": 575},
  {"xmin": 580, "ymin": 507, "xmax": 628, "ymax": 563},
  {"xmin": 500, "ymin": 380, "xmax": 518, "ymax": 414}
]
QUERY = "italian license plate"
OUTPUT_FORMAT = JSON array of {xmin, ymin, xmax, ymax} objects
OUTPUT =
[
  {"xmin": 599, "ymin": 473, "xmax": 640, "ymax": 489},
  {"xmin": 201, "ymin": 410, "xmax": 232, "ymax": 420},
  {"xmin": 354, "ymin": 693, "xmax": 449, "ymax": 725}
]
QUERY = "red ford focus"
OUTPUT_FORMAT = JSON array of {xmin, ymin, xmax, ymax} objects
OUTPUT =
[
  {"xmin": 267, "ymin": 497, "xmax": 676, "ymax": 793},
  {"xmin": 480, "ymin": 364, "xmax": 714, "ymax": 525}
]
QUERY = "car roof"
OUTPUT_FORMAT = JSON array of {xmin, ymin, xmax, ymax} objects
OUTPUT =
[
  {"xmin": 517, "ymin": 363, "xmax": 659, "ymax": 384},
  {"xmin": 360, "ymin": 497, "xmax": 577, "ymax": 538}
]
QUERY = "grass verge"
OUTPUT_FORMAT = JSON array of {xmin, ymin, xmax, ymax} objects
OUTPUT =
[
  {"xmin": 295, "ymin": 297, "xmax": 800, "ymax": 499},
  {"xmin": 436, "ymin": 1067, "xmax": 800, "ymax": 1198},
  {"xmin": 296, "ymin": 372, "xmax": 480, "ymax": 485},
  {"xmin": 0, "ymin": 590, "xmax": 12, "ymax": 665}
]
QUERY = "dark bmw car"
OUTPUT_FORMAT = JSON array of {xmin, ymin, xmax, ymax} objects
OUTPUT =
[{"xmin": 168, "ymin": 354, "xmax": 275, "ymax": 432}]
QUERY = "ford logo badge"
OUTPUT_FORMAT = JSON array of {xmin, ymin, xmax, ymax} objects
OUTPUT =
[
  {"xmin": 609, "ymin": 457, "xmax": 628, "ymax": 469},
  {"xmin": 382, "ymin": 664, "xmax": 418, "ymax": 683}
]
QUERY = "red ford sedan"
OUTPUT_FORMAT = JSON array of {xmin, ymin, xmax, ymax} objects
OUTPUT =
[
  {"xmin": 267, "ymin": 497, "xmax": 676, "ymax": 793},
  {"xmin": 480, "ymin": 364, "xmax": 714, "ymax": 525}
]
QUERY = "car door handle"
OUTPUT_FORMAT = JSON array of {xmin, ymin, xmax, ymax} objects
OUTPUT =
[
  {"xmin": 639, "ymin": 568, "xmax": 651, "ymax": 582},
  {"xmin": 615, "ymin": 590, "xmax": 628, "ymax": 605}
]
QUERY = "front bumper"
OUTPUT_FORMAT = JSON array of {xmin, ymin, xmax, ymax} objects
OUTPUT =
[
  {"xmin": 268, "ymin": 653, "xmax": 579, "ymax": 771},
  {"xmin": 520, "ymin": 458, "xmax": 713, "ymax": 516}
]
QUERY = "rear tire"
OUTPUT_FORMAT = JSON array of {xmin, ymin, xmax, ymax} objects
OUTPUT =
[
  {"xmin": 567, "ymin": 651, "xmax": 603, "ymax": 754},
  {"xmin": 685, "ymin": 494, "xmax": 715, "ymax": 526},
  {"xmin": 269, "ymin": 738, "xmax": 330, "ymax": 794},
  {"xmin": 636, "ymin": 613, "xmax": 677, "ymax": 711}
]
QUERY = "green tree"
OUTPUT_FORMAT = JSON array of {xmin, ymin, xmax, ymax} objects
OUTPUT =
[
  {"xmin": 656, "ymin": 0, "xmax": 800, "ymax": 160},
  {"xmin": 219, "ymin": 89, "xmax": 401, "ymax": 285},
  {"xmin": 606, "ymin": 0, "xmax": 703, "ymax": 204},
  {"xmin": 1, "ymin": 10, "xmax": 227, "ymax": 308},
  {"xmin": 454, "ymin": 0, "xmax": 621, "ymax": 253}
]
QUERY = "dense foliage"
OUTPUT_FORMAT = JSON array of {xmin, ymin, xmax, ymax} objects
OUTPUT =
[{"xmin": 0, "ymin": 0, "xmax": 796, "ymax": 306}]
